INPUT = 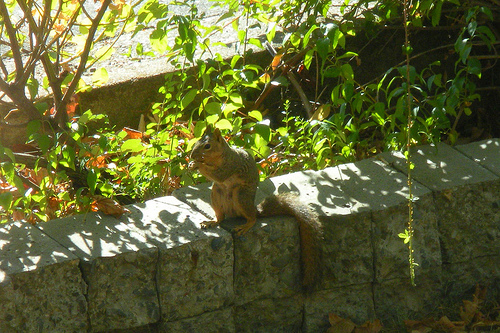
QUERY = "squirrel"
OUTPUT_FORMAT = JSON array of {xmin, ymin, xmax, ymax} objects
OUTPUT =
[{"xmin": 189, "ymin": 126, "xmax": 322, "ymax": 289}]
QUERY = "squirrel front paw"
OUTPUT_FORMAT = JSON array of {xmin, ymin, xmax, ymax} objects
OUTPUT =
[{"xmin": 200, "ymin": 220, "xmax": 219, "ymax": 229}]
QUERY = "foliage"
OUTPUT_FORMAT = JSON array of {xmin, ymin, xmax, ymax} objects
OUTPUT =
[
  {"xmin": 0, "ymin": 0, "xmax": 498, "ymax": 223},
  {"xmin": 0, "ymin": 0, "xmax": 139, "ymax": 127}
]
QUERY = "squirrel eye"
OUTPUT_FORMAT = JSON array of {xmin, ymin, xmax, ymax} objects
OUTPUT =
[{"xmin": 204, "ymin": 143, "xmax": 211, "ymax": 149}]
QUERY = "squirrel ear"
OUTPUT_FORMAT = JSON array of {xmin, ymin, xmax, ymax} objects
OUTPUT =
[
  {"xmin": 203, "ymin": 124, "xmax": 213, "ymax": 135},
  {"xmin": 213, "ymin": 127, "xmax": 222, "ymax": 141}
]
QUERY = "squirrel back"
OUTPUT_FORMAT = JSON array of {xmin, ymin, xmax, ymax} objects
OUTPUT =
[{"xmin": 190, "ymin": 126, "xmax": 322, "ymax": 290}]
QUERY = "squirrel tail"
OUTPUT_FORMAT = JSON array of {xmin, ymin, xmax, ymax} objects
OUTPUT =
[{"xmin": 257, "ymin": 193, "xmax": 322, "ymax": 290}]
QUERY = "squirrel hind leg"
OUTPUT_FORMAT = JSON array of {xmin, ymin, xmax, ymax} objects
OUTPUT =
[{"xmin": 233, "ymin": 217, "xmax": 256, "ymax": 236}]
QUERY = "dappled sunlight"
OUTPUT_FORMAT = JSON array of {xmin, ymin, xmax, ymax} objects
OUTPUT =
[
  {"xmin": 1, "ymin": 139, "xmax": 499, "ymax": 331},
  {"xmin": 0, "ymin": 221, "xmax": 76, "ymax": 277}
]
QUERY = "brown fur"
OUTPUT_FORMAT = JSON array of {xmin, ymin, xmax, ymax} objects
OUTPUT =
[{"xmin": 190, "ymin": 126, "xmax": 322, "ymax": 289}]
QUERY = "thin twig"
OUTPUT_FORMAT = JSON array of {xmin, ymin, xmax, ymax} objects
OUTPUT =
[
  {"xmin": 0, "ymin": 1, "xmax": 24, "ymax": 75},
  {"xmin": 403, "ymin": 0, "xmax": 417, "ymax": 287},
  {"xmin": 57, "ymin": 0, "xmax": 112, "ymax": 125}
]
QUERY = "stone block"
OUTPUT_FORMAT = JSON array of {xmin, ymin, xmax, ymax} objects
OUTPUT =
[
  {"xmin": 372, "ymin": 194, "xmax": 441, "ymax": 281},
  {"xmin": 455, "ymin": 139, "xmax": 500, "ymax": 176},
  {"xmin": 433, "ymin": 181, "xmax": 500, "ymax": 263},
  {"xmin": 38, "ymin": 195, "xmax": 235, "ymax": 330},
  {"xmin": 441, "ymin": 255, "xmax": 500, "ymax": 308},
  {"xmin": 132, "ymin": 196, "xmax": 234, "ymax": 322},
  {"xmin": 379, "ymin": 143, "xmax": 500, "ymax": 264},
  {"xmin": 230, "ymin": 216, "xmax": 301, "ymax": 305},
  {"xmin": 319, "ymin": 211, "xmax": 374, "ymax": 289},
  {"xmin": 331, "ymin": 158, "xmax": 430, "ymax": 213},
  {"xmin": 0, "ymin": 222, "xmax": 88, "ymax": 332},
  {"xmin": 159, "ymin": 307, "xmax": 234, "ymax": 333},
  {"xmin": 379, "ymin": 142, "xmax": 498, "ymax": 191},
  {"xmin": 86, "ymin": 249, "xmax": 160, "ymax": 331},
  {"xmin": 37, "ymin": 212, "xmax": 158, "ymax": 332},
  {"xmin": 233, "ymin": 295, "xmax": 303, "ymax": 333},
  {"xmin": 106, "ymin": 323, "xmax": 158, "ymax": 333},
  {"xmin": 373, "ymin": 272, "xmax": 442, "ymax": 327},
  {"xmin": 303, "ymin": 283, "xmax": 375, "ymax": 333}
]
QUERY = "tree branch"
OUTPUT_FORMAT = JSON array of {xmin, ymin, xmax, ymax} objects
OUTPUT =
[
  {"xmin": 0, "ymin": 76, "xmax": 41, "ymax": 120},
  {"xmin": 16, "ymin": 0, "xmax": 45, "ymax": 87},
  {"xmin": 0, "ymin": 0, "xmax": 24, "ymax": 81},
  {"xmin": 56, "ymin": 0, "xmax": 112, "ymax": 126}
]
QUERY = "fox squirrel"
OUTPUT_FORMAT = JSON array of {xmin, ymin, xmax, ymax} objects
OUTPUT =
[{"xmin": 189, "ymin": 126, "xmax": 322, "ymax": 289}]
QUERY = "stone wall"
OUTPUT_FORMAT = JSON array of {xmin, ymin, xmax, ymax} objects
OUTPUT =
[{"xmin": 1, "ymin": 139, "xmax": 499, "ymax": 332}]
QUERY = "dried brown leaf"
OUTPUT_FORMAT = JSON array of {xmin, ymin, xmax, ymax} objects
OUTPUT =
[
  {"xmin": 354, "ymin": 319, "xmax": 382, "ymax": 333},
  {"xmin": 327, "ymin": 313, "xmax": 356, "ymax": 333},
  {"xmin": 271, "ymin": 53, "xmax": 283, "ymax": 71},
  {"xmin": 404, "ymin": 319, "xmax": 434, "ymax": 333},
  {"xmin": 92, "ymin": 195, "xmax": 130, "ymax": 218},
  {"xmin": 433, "ymin": 316, "xmax": 464, "ymax": 333},
  {"xmin": 460, "ymin": 299, "xmax": 479, "ymax": 325},
  {"xmin": 123, "ymin": 127, "xmax": 143, "ymax": 140}
]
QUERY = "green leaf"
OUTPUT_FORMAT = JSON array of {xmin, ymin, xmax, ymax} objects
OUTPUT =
[
  {"xmin": 467, "ymin": 21, "xmax": 477, "ymax": 37},
  {"xmin": 476, "ymin": 26, "xmax": 496, "ymax": 45},
  {"xmin": 266, "ymin": 22, "xmax": 276, "ymax": 42},
  {"xmin": 431, "ymin": 0, "xmax": 443, "ymax": 26},
  {"xmin": 455, "ymin": 37, "xmax": 471, "ymax": 64},
  {"xmin": 342, "ymin": 82, "xmax": 354, "ymax": 101},
  {"xmin": 398, "ymin": 229, "xmax": 409, "ymax": 239},
  {"xmin": 303, "ymin": 25, "xmax": 318, "ymax": 47},
  {"xmin": 238, "ymin": 30, "xmax": 246, "ymax": 43},
  {"xmin": 316, "ymin": 37, "xmax": 330, "ymax": 60},
  {"xmin": 340, "ymin": 64, "xmax": 354, "ymax": 81},
  {"xmin": 217, "ymin": 9, "xmax": 236, "ymax": 24},
  {"xmin": 332, "ymin": 29, "xmax": 345, "ymax": 49},
  {"xmin": 401, "ymin": 44, "xmax": 413, "ymax": 56},
  {"xmin": 37, "ymin": 135, "xmax": 52, "ymax": 154},
  {"xmin": 479, "ymin": 6, "xmax": 493, "ymax": 21},
  {"xmin": 248, "ymin": 38, "xmax": 263, "ymax": 49},
  {"xmin": 2, "ymin": 146, "xmax": 15, "ymax": 163},
  {"xmin": 87, "ymin": 169, "xmax": 98, "ymax": 195},
  {"xmin": 304, "ymin": 49, "xmax": 315, "ymax": 70},
  {"xmin": 249, "ymin": 110, "xmax": 263, "ymax": 122},
  {"xmin": 336, "ymin": 51, "xmax": 357, "ymax": 60},
  {"xmin": 27, "ymin": 120, "xmax": 41, "ymax": 138},
  {"xmin": 254, "ymin": 123, "xmax": 271, "ymax": 142},
  {"xmin": 94, "ymin": 46, "xmax": 115, "ymax": 62},
  {"xmin": 0, "ymin": 192, "xmax": 13, "ymax": 211},
  {"xmin": 323, "ymin": 66, "xmax": 341, "ymax": 78},
  {"xmin": 205, "ymin": 102, "xmax": 222, "ymax": 115},
  {"xmin": 92, "ymin": 67, "xmax": 109, "ymax": 86},
  {"xmin": 215, "ymin": 119, "xmax": 232, "ymax": 130},
  {"xmin": 121, "ymin": 139, "xmax": 144, "ymax": 153},
  {"xmin": 181, "ymin": 89, "xmax": 198, "ymax": 110},
  {"xmin": 467, "ymin": 58, "xmax": 482, "ymax": 77},
  {"xmin": 26, "ymin": 77, "xmax": 39, "ymax": 99},
  {"xmin": 290, "ymin": 32, "xmax": 301, "ymax": 48},
  {"xmin": 206, "ymin": 114, "xmax": 219, "ymax": 125},
  {"xmin": 229, "ymin": 93, "xmax": 243, "ymax": 105},
  {"xmin": 230, "ymin": 55, "xmax": 241, "ymax": 69},
  {"xmin": 150, "ymin": 28, "xmax": 168, "ymax": 53}
]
